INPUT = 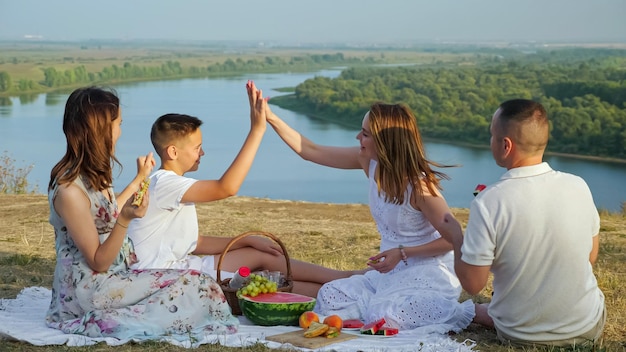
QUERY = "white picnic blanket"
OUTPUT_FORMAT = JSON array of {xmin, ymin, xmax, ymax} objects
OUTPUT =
[{"xmin": 0, "ymin": 287, "xmax": 477, "ymax": 351}]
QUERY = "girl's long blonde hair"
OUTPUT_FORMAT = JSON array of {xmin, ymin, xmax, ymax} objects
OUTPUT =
[{"xmin": 369, "ymin": 103, "xmax": 451, "ymax": 204}]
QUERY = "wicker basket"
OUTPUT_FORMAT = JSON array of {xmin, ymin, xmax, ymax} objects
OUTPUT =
[{"xmin": 216, "ymin": 231, "xmax": 293, "ymax": 315}]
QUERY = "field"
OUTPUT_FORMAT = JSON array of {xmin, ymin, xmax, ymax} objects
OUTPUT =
[
  {"xmin": 0, "ymin": 194, "xmax": 624, "ymax": 352},
  {"xmin": 0, "ymin": 41, "xmax": 475, "ymax": 90}
]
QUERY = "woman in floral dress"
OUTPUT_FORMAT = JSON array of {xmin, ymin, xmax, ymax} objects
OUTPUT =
[{"xmin": 46, "ymin": 86, "xmax": 239, "ymax": 340}]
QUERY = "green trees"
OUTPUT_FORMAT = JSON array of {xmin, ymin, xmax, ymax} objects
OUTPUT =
[
  {"xmin": 0, "ymin": 71, "xmax": 12, "ymax": 92},
  {"xmin": 274, "ymin": 52, "xmax": 626, "ymax": 160},
  {"xmin": 2, "ymin": 52, "xmax": 370, "ymax": 94}
]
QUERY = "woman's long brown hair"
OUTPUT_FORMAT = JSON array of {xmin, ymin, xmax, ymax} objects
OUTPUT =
[
  {"xmin": 368, "ymin": 103, "xmax": 451, "ymax": 204},
  {"xmin": 48, "ymin": 86, "xmax": 121, "ymax": 192}
]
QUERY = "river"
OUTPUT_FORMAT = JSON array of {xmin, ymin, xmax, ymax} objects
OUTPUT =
[{"xmin": 0, "ymin": 70, "xmax": 624, "ymax": 211}]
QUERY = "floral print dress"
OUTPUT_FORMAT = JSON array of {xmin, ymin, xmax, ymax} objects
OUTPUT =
[{"xmin": 46, "ymin": 177, "xmax": 239, "ymax": 340}]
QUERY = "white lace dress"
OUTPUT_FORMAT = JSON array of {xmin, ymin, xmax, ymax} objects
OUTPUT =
[{"xmin": 314, "ymin": 160, "xmax": 475, "ymax": 333}]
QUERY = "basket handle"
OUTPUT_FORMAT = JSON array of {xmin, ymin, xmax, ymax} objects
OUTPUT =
[{"xmin": 216, "ymin": 231, "xmax": 292, "ymax": 284}]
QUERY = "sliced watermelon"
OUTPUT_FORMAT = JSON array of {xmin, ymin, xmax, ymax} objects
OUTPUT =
[
  {"xmin": 240, "ymin": 292, "xmax": 316, "ymax": 326},
  {"xmin": 375, "ymin": 326, "xmax": 399, "ymax": 336},
  {"xmin": 343, "ymin": 319, "xmax": 364, "ymax": 329},
  {"xmin": 360, "ymin": 317, "xmax": 386, "ymax": 335}
]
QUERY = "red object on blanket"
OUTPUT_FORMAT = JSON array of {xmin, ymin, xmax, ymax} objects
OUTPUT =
[{"xmin": 343, "ymin": 319, "xmax": 364, "ymax": 329}]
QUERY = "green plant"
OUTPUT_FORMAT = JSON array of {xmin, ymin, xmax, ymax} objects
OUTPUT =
[{"xmin": 0, "ymin": 151, "xmax": 37, "ymax": 194}]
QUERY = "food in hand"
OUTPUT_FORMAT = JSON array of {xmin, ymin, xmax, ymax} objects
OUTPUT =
[
  {"xmin": 367, "ymin": 257, "xmax": 380, "ymax": 265},
  {"xmin": 322, "ymin": 314, "xmax": 343, "ymax": 331},
  {"xmin": 299, "ymin": 311, "xmax": 320, "ymax": 329},
  {"xmin": 132, "ymin": 178, "xmax": 151, "ymax": 206},
  {"xmin": 343, "ymin": 319, "xmax": 364, "ymax": 329},
  {"xmin": 360, "ymin": 317, "xmax": 387, "ymax": 335},
  {"xmin": 303, "ymin": 321, "xmax": 329, "ymax": 338}
]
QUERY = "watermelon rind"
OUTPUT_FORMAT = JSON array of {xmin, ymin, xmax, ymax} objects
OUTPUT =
[
  {"xmin": 375, "ymin": 326, "xmax": 399, "ymax": 336},
  {"xmin": 240, "ymin": 292, "xmax": 316, "ymax": 326},
  {"xmin": 360, "ymin": 318, "xmax": 386, "ymax": 334}
]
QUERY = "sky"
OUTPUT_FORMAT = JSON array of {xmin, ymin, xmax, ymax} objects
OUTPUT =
[{"xmin": 1, "ymin": 0, "xmax": 625, "ymax": 44}]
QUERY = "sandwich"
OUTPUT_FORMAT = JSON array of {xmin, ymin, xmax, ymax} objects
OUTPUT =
[{"xmin": 131, "ymin": 178, "xmax": 151, "ymax": 206}]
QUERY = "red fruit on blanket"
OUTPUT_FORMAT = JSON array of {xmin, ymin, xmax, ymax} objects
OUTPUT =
[
  {"xmin": 343, "ymin": 319, "xmax": 364, "ymax": 329},
  {"xmin": 375, "ymin": 326, "xmax": 399, "ymax": 336},
  {"xmin": 360, "ymin": 318, "xmax": 386, "ymax": 335}
]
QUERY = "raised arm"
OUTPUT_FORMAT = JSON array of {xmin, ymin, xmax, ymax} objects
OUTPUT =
[
  {"xmin": 116, "ymin": 152, "xmax": 155, "ymax": 205},
  {"xmin": 265, "ymin": 103, "xmax": 365, "ymax": 170},
  {"xmin": 181, "ymin": 80, "xmax": 267, "ymax": 203}
]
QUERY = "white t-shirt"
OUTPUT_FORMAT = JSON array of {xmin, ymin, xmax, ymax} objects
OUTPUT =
[
  {"xmin": 127, "ymin": 169, "xmax": 232, "ymax": 279},
  {"xmin": 462, "ymin": 162, "xmax": 604, "ymax": 342}
]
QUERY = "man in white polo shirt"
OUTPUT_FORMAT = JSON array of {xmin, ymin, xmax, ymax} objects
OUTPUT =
[{"xmin": 440, "ymin": 99, "xmax": 605, "ymax": 347}]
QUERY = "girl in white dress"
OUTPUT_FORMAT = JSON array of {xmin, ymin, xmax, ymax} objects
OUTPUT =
[{"xmin": 265, "ymin": 101, "xmax": 476, "ymax": 333}]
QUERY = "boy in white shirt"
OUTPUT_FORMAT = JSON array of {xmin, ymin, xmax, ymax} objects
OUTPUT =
[{"xmin": 127, "ymin": 81, "xmax": 360, "ymax": 297}]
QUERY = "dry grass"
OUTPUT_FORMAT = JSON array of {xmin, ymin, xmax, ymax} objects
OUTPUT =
[{"xmin": 0, "ymin": 194, "xmax": 624, "ymax": 351}]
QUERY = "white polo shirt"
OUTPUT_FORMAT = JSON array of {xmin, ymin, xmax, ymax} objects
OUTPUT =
[{"xmin": 462, "ymin": 162, "xmax": 604, "ymax": 342}]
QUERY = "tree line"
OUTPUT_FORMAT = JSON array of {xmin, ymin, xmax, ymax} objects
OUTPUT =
[
  {"xmin": 271, "ymin": 56, "xmax": 626, "ymax": 160},
  {"xmin": 0, "ymin": 53, "xmax": 369, "ymax": 94}
]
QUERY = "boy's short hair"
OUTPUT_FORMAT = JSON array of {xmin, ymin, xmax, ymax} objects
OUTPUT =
[{"xmin": 151, "ymin": 113, "xmax": 203, "ymax": 157}]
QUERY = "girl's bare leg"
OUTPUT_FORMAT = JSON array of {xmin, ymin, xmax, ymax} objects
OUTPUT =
[
  {"xmin": 292, "ymin": 281, "xmax": 322, "ymax": 298},
  {"xmin": 216, "ymin": 247, "xmax": 364, "ymax": 284}
]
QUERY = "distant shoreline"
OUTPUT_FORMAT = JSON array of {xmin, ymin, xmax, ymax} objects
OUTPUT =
[
  {"xmin": 271, "ymin": 101, "xmax": 626, "ymax": 165},
  {"xmin": 423, "ymin": 137, "xmax": 626, "ymax": 165}
]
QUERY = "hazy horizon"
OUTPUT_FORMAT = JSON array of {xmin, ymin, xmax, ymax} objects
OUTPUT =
[{"xmin": 1, "ymin": 0, "xmax": 625, "ymax": 44}]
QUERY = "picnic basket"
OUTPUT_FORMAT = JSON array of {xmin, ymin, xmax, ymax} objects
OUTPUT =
[{"xmin": 216, "ymin": 231, "xmax": 293, "ymax": 315}]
